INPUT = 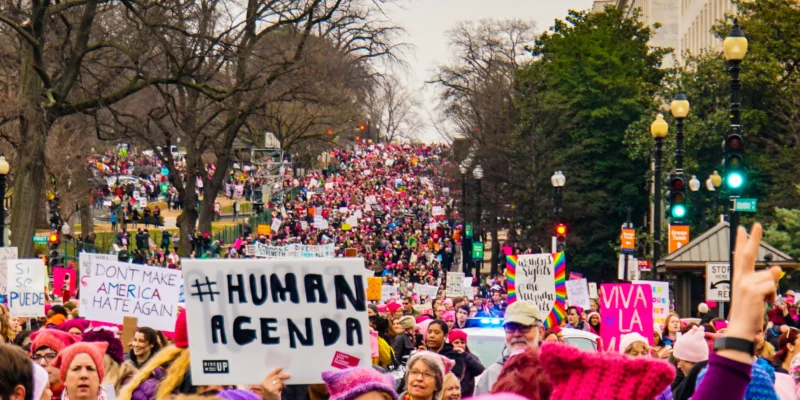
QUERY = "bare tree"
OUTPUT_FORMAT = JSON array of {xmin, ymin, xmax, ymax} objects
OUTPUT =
[{"xmin": 366, "ymin": 76, "xmax": 423, "ymax": 142}]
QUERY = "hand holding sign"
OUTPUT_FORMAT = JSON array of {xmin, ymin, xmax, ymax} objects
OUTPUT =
[{"xmin": 260, "ymin": 367, "xmax": 291, "ymax": 400}]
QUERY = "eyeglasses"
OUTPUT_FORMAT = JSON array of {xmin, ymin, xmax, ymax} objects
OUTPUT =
[
  {"xmin": 408, "ymin": 370, "xmax": 437, "ymax": 380},
  {"xmin": 32, "ymin": 353, "xmax": 58, "ymax": 363},
  {"xmin": 503, "ymin": 323, "xmax": 535, "ymax": 334}
]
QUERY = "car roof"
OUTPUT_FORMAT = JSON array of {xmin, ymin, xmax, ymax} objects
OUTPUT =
[{"xmin": 461, "ymin": 326, "xmax": 599, "ymax": 340}]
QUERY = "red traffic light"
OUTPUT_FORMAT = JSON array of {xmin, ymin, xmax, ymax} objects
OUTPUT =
[
  {"xmin": 555, "ymin": 224, "xmax": 567, "ymax": 236},
  {"xmin": 327, "ymin": 129, "xmax": 334, "ymax": 135},
  {"xmin": 670, "ymin": 177, "xmax": 685, "ymax": 190},
  {"xmin": 48, "ymin": 233, "xmax": 59, "ymax": 243},
  {"xmin": 358, "ymin": 124, "xmax": 366, "ymax": 131},
  {"xmin": 727, "ymin": 134, "xmax": 743, "ymax": 150}
]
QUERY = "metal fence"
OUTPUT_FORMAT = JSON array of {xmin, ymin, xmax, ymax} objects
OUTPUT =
[{"xmin": 213, "ymin": 211, "xmax": 273, "ymax": 243}]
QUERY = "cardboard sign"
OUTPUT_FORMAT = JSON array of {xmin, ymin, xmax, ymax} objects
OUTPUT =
[
  {"xmin": 345, "ymin": 248, "xmax": 357, "ymax": 258},
  {"xmin": 632, "ymin": 280, "xmax": 670, "ymax": 328},
  {"xmin": 80, "ymin": 256, "xmax": 182, "ymax": 331},
  {"xmin": 0, "ymin": 247, "xmax": 19, "ymax": 295},
  {"xmin": 565, "ymin": 278, "xmax": 590, "ymax": 309},
  {"xmin": 705, "ymin": 263, "xmax": 730, "ymax": 301},
  {"xmin": 181, "ymin": 258, "xmax": 372, "ymax": 385},
  {"xmin": 506, "ymin": 253, "xmax": 566, "ymax": 328},
  {"xmin": 121, "ymin": 316, "xmax": 138, "ymax": 353},
  {"xmin": 445, "ymin": 272, "xmax": 465, "ymax": 297},
  {"xmin": 600, "ymin": 283, "xmax": 654, "ymax": 352},
  {"xmin": 53, "ymin": 267, "xmax": 77, "ymax": 297},
  {"xmin": 668, "ymin": 224, "xmax": 690, "ymax": 254},
  {"xmin": 366, "ymin": 277, "xmax": 383, "ymax": 301},
  {"xmin": 257, "ymin": 225, "xmax": 271, "ymax": 236},
  {"xmin": 8, "ymin": 259, "xmax": 46, "ymax": 317}
]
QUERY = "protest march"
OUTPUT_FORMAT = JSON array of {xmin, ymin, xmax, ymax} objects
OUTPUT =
[{"xmin": 0, "ymin": 142, "xmax": 793, "ymax": 400}]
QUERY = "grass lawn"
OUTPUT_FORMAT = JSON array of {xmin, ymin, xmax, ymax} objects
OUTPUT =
[{"xmin": 221, "ymin": 201, "xmax": 252, "ymax": 214}]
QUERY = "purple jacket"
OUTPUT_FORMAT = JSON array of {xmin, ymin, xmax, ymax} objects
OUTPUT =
[
  {"xmin": 131, "ymin": 367, "xmax": 165, "ymax": 400},
  {"xmin": 693, "ymin": 352, "xmax": 753, "ymax": 400}
]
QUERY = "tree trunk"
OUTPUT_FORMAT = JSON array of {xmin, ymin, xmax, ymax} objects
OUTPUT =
[
  {"xmin": 12, "ymin": 41, "xmax": 51, "ymax": 257},
  {"xmin": 77, "ymin": 166, "xmax": 94, "ymax": 237},
  {"xmin": 176, "ymin": 170, "xmax": 198, "ymax": 257}
]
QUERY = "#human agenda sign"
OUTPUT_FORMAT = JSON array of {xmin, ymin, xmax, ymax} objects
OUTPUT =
[{"xmin": 181, "ymin": 258, "xmax": 371, "ymax": 385}]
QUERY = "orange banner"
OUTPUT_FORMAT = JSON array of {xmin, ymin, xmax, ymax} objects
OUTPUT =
[{"xmin": 668, "ymin": 224, "xmax": 691, "ymax": 254}]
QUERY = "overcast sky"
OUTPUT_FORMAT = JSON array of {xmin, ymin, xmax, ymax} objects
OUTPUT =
[{"xmin": 385, "ymin": 0, "xmax": 594, "ymax": 142}]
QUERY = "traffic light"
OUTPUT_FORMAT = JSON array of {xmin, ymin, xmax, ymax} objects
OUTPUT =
[
  {"xmin": 555, "ymin": 223, "xmax": 567, "ymax": 252},
  {"xmin": 327, "ymin": 129, "xmax": 334, "ymax": 135},
  {"xmin": 724, "ymin": 132, "xmax": 745, "ymax": 191},
  {"xmin": 668, "ymin": 175, "xmax": 687, "ymax": 220},
  {"xmin": 358, "ymin": 124, "xmax": 366, "ymax": 131}
]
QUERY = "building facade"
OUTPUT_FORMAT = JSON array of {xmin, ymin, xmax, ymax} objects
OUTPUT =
[{"xmin": 610, "ymin": 0, "xmax": 737, "ymax": 66}]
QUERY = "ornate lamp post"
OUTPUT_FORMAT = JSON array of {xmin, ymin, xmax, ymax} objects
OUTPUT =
[{"xmin": 650, "ymin": 114, "xmax": 668, "ymax": 265}]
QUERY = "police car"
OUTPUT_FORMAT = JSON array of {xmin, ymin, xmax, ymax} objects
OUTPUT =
[{"xmin": 461, "ymin": 317, "xmax": 601, "ymax": 366}]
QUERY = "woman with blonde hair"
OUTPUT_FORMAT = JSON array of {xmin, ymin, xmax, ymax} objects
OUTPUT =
[
  {"xmin": 442, "ymin": 373, "xmax": 461, "ymax": 400},
  {"xmin": 0, "ymin": 312, "xmax": 16, "ymax": 343}
]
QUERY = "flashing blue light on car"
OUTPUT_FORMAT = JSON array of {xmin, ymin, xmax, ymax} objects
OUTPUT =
[
  {"xmin": 480, "ymin": 318, "xmax": 490, "ymax": 325},
  {"xmin": 491, "ymin": 318, "xmax": 501, "ymax": 325}
]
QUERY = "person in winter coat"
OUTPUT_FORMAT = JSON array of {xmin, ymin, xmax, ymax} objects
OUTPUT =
[
  {"xmin": 562, "ymin": 306, "xmax": 586, "ymax": 331},
  {"xmin": 425, "ymin": 320, "xmax": 484, "ymax": 398},
  {"xmin": 474, "ymin": 301, "xmax": 543, "ymax": 396},
  {"xmin": 393, "ymin": 316, "xmax": 416, "ymax": 365},
  {"xmin": 30, "ymin": 329, "xmax": 81, "ymax": 400},
  {"xmin": 447, "ymin": 329, "xmax": 483, "ymax": 398},
  {"xmin": 618, "ymin": 332, "xmax": 674, "ymax": 400}
]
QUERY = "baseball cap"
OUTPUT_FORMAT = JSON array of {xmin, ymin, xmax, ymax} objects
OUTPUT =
[{"xmin": 503, "ymin": 301, "xmax": 545, "ymax": 327}]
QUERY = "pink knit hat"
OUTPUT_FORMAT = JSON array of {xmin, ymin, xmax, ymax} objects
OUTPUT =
[
  {"xmin": 407, "ymin": 351, "xmax": 455, "ymax": 378},
  {"xmin": 467, "ymin": 395, "xmax": 529, "ymax": 400},
  {"xmin": 673, "ymin": 325, "xmax": 709, "ymax": 363},
  {"xmin": 322, "ymin": 367, "xmax": 398, "ymax": 400},
  {"xmin": 53, "ymin": 342, "xmax": 109, "ymax": 382},
  {"xmin": 538, "ymin": 342, "xmax": 674, "ymax": 400}
]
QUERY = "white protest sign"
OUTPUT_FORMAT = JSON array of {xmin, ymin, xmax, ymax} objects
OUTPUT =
[
  {"xmin": 633, "ymin": 280, "xmax": 671, "ymax": 328},
  {"xmin": 431, "ymin": 206, "xmax": 445, "ymax": 216},
  {"xmin": 365, "ymin": 196, "xmax": 377, "ymax": 204},
  {"xmin": 463, "ymin": 278, "xmax": 474, "ymax": 300},
  {"xmin": 345, "ymin": 216, "xmax": 358, "ymax": 227},
  {"xmin": 588, "ymin": 282, "xmax": 598, "ymax": 298},
  {"xmin": 132, "ymin": 190, "xmax": 141, "ymax": 199},
  {"xmin": 565, "ymin": 278, "xmax": 590, "ymax": 310},
  {"xmin": 705, "ymin": 262, "xmax": 730, "ymax": 302},
  {"xmin": 182, "ymin": 258, "xmax": 372, "ymax": 385},
  {"xmin": 509, "ymin": 254, "xmax": 556, "ymax": 317},
  {"xmin": 80, "ymin": 257, "xmax": 182, "ymax": 331},
  {"xmin": 300, "ymin": 221, "xmax": 309, "ymax": 230},
  {"xmin": 271, "ymin": 218, "xmax": 282, "ymax": 233},
  {"xmin": 0, "ymin": 247, "xmax": 19, "ymax": 295},
  {"xmin": 7, "ymin": 259, "xmax": 46, "ymax": 317},
  {"xmin": 324, "ymin": 183, "xmax": 334, "ymax": 190},
  {"xmin": 138, "ymin": 198, "xmax": 147, "ymax": 209},
  {"xmin": 381, "ymin": 285, "xmax": 398, "ymax": 302},
  {"xmin": 446, "ymin": 272, "xmax": 465, "ymax": 297}
]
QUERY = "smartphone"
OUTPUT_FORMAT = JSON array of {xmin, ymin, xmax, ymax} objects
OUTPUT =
[{"xmin": 415, "ymin": 333, "xmax": 424, "ymax": 348}]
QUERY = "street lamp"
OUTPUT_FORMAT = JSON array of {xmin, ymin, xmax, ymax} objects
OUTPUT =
[
  {"xmin": 650, "ymin": 114, "xmax": 668, "ymax": 265},
  {"xmin": 551, "ymin": 171, "xmax": 566, "ymax": 253},
  {"xmin": 0, "ymin": 155, "xmax": 9, "ymax": 247},
  {"xmin": 689, "ymin": 175, "xmax": 701, "ymax": 192},
  {"xmin": 459, "ymin": 162, "xmax": 470, "ymax": 276},
  {"xmin": 473, "ymin": 164, "xmax": 483, "ymax": 277},
  {"xmin": 670, "ymin": 91, "xmax": 690, "ymax": 174},
  {"xmin": 724, "ymin": 20, "xmax": 748, "ymax": 300}
]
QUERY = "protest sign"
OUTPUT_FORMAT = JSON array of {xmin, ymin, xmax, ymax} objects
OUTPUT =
[
  {"xmin": 381, "ymin": 285, "xmax": 398, "ymax": 302},
  {"xmin": 463, "ymin": 278, "xmax": 475, "ymax": 300},
  {"xmin": 565, "ymin": 278, "xmax": 590, "ymax": 310},
  {"xmin": 121, "ymin": 316, "xmax": 138, "ymax": 353},
  {"xmin": 345, "ymin": 216, "xmax": 358, "ymax": 227},
  {"xmin": 632, "ymin": 280, "xmax": 670, "ymax": 328},
  {"xmin": 80, "ymin": 257, "xmax": 182, "ymax": 331},
  {"xmin": 365, "ymin": 195, "xmax": 377, "ymax": 204},
  {"xmin": 588, "ymin": 282, "xmax": 598, "ymax": 298},
  {"xmin": 445, "ymin": 272, "xmax": 465, "ymax": 297},
  {"xmin": 182, "ymin": 258, "xmax": 371, "ymax": 385},
  {"xmin": 506, "ymin": 253, "xmax": 566, "ymax": 328},
  {"xmin": 250, "ymin": 242, "xmax": 335, "ymax": 259},
  {"xmin": 53, "ymin": 267, "xmax": 77, "ymax": 297},
  {"xmin": 345, "ymin": 248, "xmax": 357, "ymax": 258},
  {"xmin": 600, "ymin": 283, "xmax": 654, "ymax": 352},
  {"xmin": 0, "ymin": 247, "xmax": 18, "ymax": 296},
  {"xmin": 257, "ymin": 225, "xmax": 271, "ymax": 236},
  {"xmin": 431, "ymin": 206, "xmax": 445, "ymax": 216},
  {"xmin": 7, "ymin": 259, "xmax": 46, "ymax": 317},
  {"xmin": 271, "ymin": 218, "xmax": 282, "ymax": 233},
  {"xmin": 341, "ymin": 223, "xmax": 352, "ymax": 231},
  {"xmin": 366, "ymin": 277, "xmax": 383, "ymax": 301}
]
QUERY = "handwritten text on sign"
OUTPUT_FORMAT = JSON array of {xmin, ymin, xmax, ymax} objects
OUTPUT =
[
  {"xmin": 515, "ymin": 254, "xmax": 556, "ymax": 315},
  {"xmin": 0, "ymin": 247, "xmax": 19, "ymax": 295},
  {"xmin": 80, "ymin": 256, "xmax": 182, "ymax": 331},
  {"xmin": 8, "ymin": 259, "xmax": 46, "ymax": 317},
  {"xmin": 600, "ymin": 283, "xmax": 653, "ymax": 352},
  {"xmin": 182, "ymin": 259, "xmax": 371, "ymax": 385}
]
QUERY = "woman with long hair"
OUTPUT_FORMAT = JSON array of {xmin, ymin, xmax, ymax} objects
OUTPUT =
[
  {"xmin": 773, "ymin": 327, "xmax": 800, "ymax": 373},
  {"xmin": 425, "ymin": 321, "xmax": 483, "ymax": 398},
  {"xmin": 662, "ymin": 313, "xmax": 682, "ymax": 347},
  {"xmin": 586, "ymin": 312, "xmax": 601, "ymax": 335}
]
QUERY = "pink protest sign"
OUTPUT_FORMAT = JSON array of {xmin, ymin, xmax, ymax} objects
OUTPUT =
[
  {"xmin": 53, "ymin": 267, "xmax": 77, "ymax": 297},
  {"xmin": 600, "ymin": 283, "xmax": 654, "ymax": 352}
]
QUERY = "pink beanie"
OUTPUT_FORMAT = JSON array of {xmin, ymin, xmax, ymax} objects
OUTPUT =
[
  {"xmin": 673, "ymin": 325, "xmax": 709, "ymax": 363},
  {"xmin": 538, "ymin": 342, "xmax": 674, "ymax": 400},
  {"xmin": 407, "ymin": 351, "xmax": 455, "ymax": 377},
  {"xmin": 467, "ymin": 395, "xmax": 529, "ymax": 400},
  {"xmin": 443, "ymin": 311, "xmax": 456, "ymax": 322},
  {"xmin": 322, "ymin": 367, "xmax": 398, "ymax": 400}
]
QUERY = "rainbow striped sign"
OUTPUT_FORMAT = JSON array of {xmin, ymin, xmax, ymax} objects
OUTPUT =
[{"xmin": 506, "ymin": 253, "xmax": 567, "ymax": 328}]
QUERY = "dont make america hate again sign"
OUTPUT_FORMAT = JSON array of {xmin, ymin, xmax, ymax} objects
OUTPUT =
[
  {"xmin": 80, "ymin": 255, "xmax": 182, "ymax": 331},
  {"xmin": 182, "ymin": 259, "xmax": 372, "ymax": 385}
]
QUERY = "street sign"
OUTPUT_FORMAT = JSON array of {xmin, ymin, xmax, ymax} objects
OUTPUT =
[
  {"xmin": 706, "ymin": 262, "xmax": 730, "ymax": 301},
  {"xmin": 32, "ymin": 235, "xmax": 48, "ymax": 244},
  {"xmin": 638, "ymin": 260, "xmax": 652, "ymax": 271},
  {"xmin": 734, "ymin": 198, "xmax": 758, "ymax": 213},
  {"xmin": 472, "ymin": 241, "xmax": 483, "ymax": 260},
  {"xmin": 465, "ymin": 223, "xmax": 473, "ymax": 239},
  {"xmin": 620, "ymin": 228, "xmax": 636, "ymax": 252},
  {"xmin": 668, "ymin": 224, "xmax": 690, "ymax": 254}
]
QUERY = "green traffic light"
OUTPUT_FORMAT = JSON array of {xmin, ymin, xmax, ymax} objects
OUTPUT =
[
  {"xmin": 671, "ymin": 204, "xmax": 687, "ymax": 219},
  {"xmin": 726, "ymin": 171, "xmax": 744, "ymax": 189}
]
